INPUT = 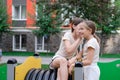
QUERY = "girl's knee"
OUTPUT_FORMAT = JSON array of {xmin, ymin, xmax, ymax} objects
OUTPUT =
[
  {"xmin": 59, "ymin": 58, "xmax": 67, "ymax": 64},
  {"xmin": 51, "ymin": 57, "xmax": 67, "ymax": 68}
]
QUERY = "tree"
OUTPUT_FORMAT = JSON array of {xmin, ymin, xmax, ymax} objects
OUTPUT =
[
  {"xmin": 34, "ymin": 0, "xmax": 120, "ymax": 53},
  {"xmin": 33, "ymin": 1, "xmax": 62, "ymax": 52},
  {"xmin": 0, "ymin": 0, "xmax": 10, "ymax": 46},
  {"xmin": 37, "ymin": 0, "xmax": 120, "ymax": 34},
  {"xmin": 59, "ymin": 0, "xmax": 120, "ymax": 33}
]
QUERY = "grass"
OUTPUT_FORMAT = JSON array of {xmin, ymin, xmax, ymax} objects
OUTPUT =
[
  {"xmin": 0, "ymin": 63, "xmax": 49, "ymax": 80},
  {"xmin": 2, "ymin": 51, "xmax": 120, "ymax": 58},
  {"xmin": 100, "ymin": 53, "xmax": 120, "ymax": 58},
  {"xmin": 0, "ymin": 64, "xmax": 7, "ymax": 80},
  {"xmin": 3, "ymin": 51, "xmax": 54, "ymax": 57}
]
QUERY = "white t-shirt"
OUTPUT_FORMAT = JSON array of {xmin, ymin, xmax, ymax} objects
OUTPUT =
[
  {"xmin": 83, "ymin": 37, "xmax": 100, "ymax": 63},
  {"xmin": 53, "ymin": 31, "xmax": 81, "ymax": 59},
  {"xmin": 83, "ymin": 38, "xmax": 100, "ymax": 80}
]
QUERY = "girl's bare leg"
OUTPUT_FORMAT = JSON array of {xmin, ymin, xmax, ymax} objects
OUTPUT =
[
  {"xmin": 52, "ymin": 57, "xmax": 68, "ymax": 80},
  {"xmin": 69, "ymin": 57, "xmax": 76, "ymax": 64},
  {"xmin": 57, "ymin": 68, "xmax": 60, "ymax": 80}
]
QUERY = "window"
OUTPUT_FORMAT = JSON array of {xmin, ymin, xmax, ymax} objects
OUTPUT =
[
  {"xmin": 12, "ymin": 5, "xmax": 26, "ymax": 20},
  {"xmin": 13, "ymin": 34, "xmax": 27, "ymax": 51},
  {"xmin": 35, "ymin": 36, "xmax": 49, "ymax": 52}
]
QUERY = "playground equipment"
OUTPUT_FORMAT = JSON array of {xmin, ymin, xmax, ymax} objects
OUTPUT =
[
  {"xmin": 98, "ymin": 60, "xmax": 120, "ymax": 80},
  {"xmin": 7, "ymin": 54, "xmax": 83, "ymax": 80},
  {"xmin": 25, "ymin": 68, "xmax": 57, "ymax": 80},
  {"xmin": 7, "ymin": 54, "xmax": 120, "ymax": 80},
  {"xmin": 74, "ymin": 61, "xmax": 84, "ymax": 80},
  {"xmin": 7, "ymin": 54, "xmax": 42, "ymax": 80},
  {"xmin": 25, "ymin": 61, "xmax": 83, "ymax": 80}
]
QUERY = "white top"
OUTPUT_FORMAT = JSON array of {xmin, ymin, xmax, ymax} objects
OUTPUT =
[
  {"xmin": 53, "ymin": 31, "xmax": 80, "ymax": 59},
  {"xmin": 83, "ymin": 37, "xmax": 100, "ymax": 63}
]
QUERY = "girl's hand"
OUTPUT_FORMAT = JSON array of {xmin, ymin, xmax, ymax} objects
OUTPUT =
[
  {"xmin": 67, "ymin": 61, "xmax": 70, "ymax": 67},
  {"xmin": 79, "ymin": 32, "xmax": 83, "ymax": 39},
  {"xmin": 76, "ymin": 51, "xmax": 82, "ymax": 61}
]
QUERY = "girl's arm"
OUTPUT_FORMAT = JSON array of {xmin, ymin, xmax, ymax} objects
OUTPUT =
[
  {"xmin": 82, "ymin": 47, "xmax": 94, "ymax": 66},
  {"xmin": 76, "ymin": 50, "xmax": 83, "ymax": 61},
  {"xmin": 68, "ymin": 50, "xmax": 83, "ymax": 66},
  {"xmin": 64, "ymin": 38, "xmax": 82, "ymax": 55}
]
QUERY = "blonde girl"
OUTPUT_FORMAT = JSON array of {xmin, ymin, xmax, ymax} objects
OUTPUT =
[{"xmin": 76, "ymin": 20, "xmax": 100, "ymax": 80}]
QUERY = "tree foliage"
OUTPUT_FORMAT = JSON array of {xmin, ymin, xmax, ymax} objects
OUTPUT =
[
  {"xmin": 0, "ymin": 0, "xmax": 10, "ymax": 35},
  {"xmin": 33, "ymin": 1, "xmax": 62, "ymax": 37},
  {"xmin": 40, "ymin": 0, "xmax": 120, "ymax": 35},
  {"xmin": 0, "ymin": 0, "xmax": 10, "ymax": 46}
]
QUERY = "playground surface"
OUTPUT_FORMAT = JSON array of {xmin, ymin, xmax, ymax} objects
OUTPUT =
[
  {"xmin": 0, "ymin": 56, "xmax": 120, "ymax": 64},
  {"xmin": 0, "ymin": 56, "xmax": 52, "ymax": 64},
  {"xmin": 0, "ymin": 56, "xmax": 120, "ymax": 80}
]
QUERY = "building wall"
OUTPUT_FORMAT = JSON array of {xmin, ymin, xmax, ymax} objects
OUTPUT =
[
  {"xmin": 2, "ymin": 0, "xmax": 37, "ymax": 52},
  {"xmin": 26, "ymin": 0, "xmax": 36, "ymax": 27},
  {"xmin": 1, "ymin": 33, "xmax": 12, "ymax": 52},
  {"xmin": 103, "ymin": 33, "xmax": 120, "ymax": 53},
  {"xmin": 7, "ymin": 0, "xmax": 12, "ymax": 25},
  {"xmin": 48, "ymin": 33, "xmax": 62, "ymax": 52},
  {"xmin": 1, "ymin": 0, "xmax": 120, "ymax": 54},
  {"xmin": 0, "ymin": 31, "xmax": 61, "ymax": 53},
  {"xmin": 26, "ymin": 32, "xmax": 35, "ymax": 52},
  {"xmin": 12, "ymin": 0, "xmax": 26, "ymax": 5},
  {"xmin": 1, "ymin": 31, "xmax": 35, "ymax": 52},
  {"xmin": 1, "ymin": 31, "xmax": 120, "ymax": 53}
]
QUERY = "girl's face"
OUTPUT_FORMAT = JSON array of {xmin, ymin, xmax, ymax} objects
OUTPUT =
[
  {"xmin": 73, "ymin": 24, "xmax": 82, "ymax": 37},
  {"xmin": 78, "ymin": 22, "xmax": 92, "ymax": 39}
]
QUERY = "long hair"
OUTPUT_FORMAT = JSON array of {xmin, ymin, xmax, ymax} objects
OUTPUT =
[
  {"xmin": 84, "ymin": 20, "xmax": 100, "ymax": 44},
  {"xmin": 71, "ymin": 17, "xmax": 84, "ymax": 32}
]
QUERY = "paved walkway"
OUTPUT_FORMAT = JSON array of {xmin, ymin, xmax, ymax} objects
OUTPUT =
[
  {"xmin": 0, "ymin": 56, "xmax": 52, "ymax": 64},
  {"xmin": 0, "ymin": 56, "xmax": 120, "ymax": 64}
]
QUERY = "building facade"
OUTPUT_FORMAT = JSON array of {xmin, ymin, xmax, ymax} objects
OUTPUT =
[
  {"xmin": 1, "ymin": 0, "xmax": 68, "ymax": 53},
  {"xmin": 1, "ymin": 0, "xmax": 120, "ymax": 53}
]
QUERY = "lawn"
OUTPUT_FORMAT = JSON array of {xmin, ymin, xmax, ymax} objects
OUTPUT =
[
  {"xmin": 100, "ymin": 53, "xmax": 120, "ymax": 58},
  {"xmin": 3, "ymin": 51, "xmax": 54, "ymax": 57},
  {"xmin": 2, "ymin": 51, "xmax": 120, "ymax": 58},
  {"xmin": 0, "ymin": 64, "xmax": 6, "ymax": 80},
  {"xmin": 0, "ymin": 63, "xmax": 49, "ymax": 80}
]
